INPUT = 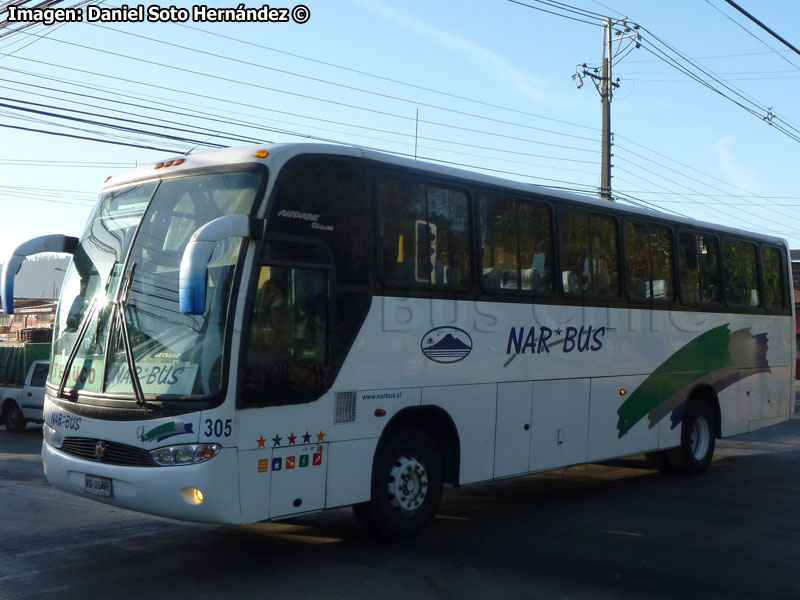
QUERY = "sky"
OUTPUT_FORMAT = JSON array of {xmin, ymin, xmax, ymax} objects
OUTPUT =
[{"xmin": 0, "ymin": 0, "xmax": 799, "ymax": 263}]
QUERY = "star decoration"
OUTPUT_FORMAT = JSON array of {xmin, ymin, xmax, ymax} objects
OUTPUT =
[
  {"xmin": 316, "ymin": 430, "xmax": 326, "ymax": 442},
  {"xmin": 256, "ymin": 435, "xmax": 266, "ymax": 448},
  {"xmin": 287, "ymin": 432, "xmax": 297, "ymax": 445},
  {"xmin": 272, "ymin": 434, "xmax": 282, "ymax": 447},
  {"xmin": 302, "ymin": 431, "xmax": 312, "ymax": 444},
  {"xmin": 554, "ymin": 328, "xmax": 563, "ymax": 336}
]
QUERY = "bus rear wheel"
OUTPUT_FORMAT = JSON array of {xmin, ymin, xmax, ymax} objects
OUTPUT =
[
  {"xmin": 667, "ymin": 401, "xmax": 716, "ymax": 475},
  {"xmin": 353, "ymin": 429, "xmax": 443, "ymax": 541},
  {"xmin": 2, "ymin": 401, "xmax": 25, "ymax": 433}
]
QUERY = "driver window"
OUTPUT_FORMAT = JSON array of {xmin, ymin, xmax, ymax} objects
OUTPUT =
[{"xmin": 242, "ymin": 265, "xmax": 330, "ymax": 406}]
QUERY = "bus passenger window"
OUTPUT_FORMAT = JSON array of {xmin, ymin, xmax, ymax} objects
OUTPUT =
[
  {"xmin": 679, "ymin": 232, "xmax": 721, "ymax": 305},
  {"xmin": 723, "ymin": 240, "xmax": 759, "ymax": 307},
  {"xmin": 480, "ymin": 195, "xmax": 552, "ymax": 294},
  {"xmin": 379, "ymin": 178, "xmax": 471, "ymax": 287},
  {"xmin": 678, "ymin": 233, "xmax": 699, "ymax": 302},
  {"xmin": 624, "ymin": 221, "xmax": 674, "ymax": 302},
  {"xmin": 761, "ymin": 246, "xmax": 786, "ymax": 309},
  {"xmin": 518, "ymin": 201, "xmax": 552, "ymax": 293},
  {"xmin": 650, "ymin": 224, "xmax": 674, "ymax": 300},
  {"xmin": 561, "ymin": 210, "xmax": 619, "ymax": 298},
  {"xmin": 625, "ymin": 222, "xmax": 650, "ymax": 300}
]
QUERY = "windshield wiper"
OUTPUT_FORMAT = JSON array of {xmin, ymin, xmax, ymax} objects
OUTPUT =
[
  {"xmin": 112, "ymin": 262, "xmax": 153, "ymax": 409},
  {"xmin": 57, "ymin": 299, "xmax": 99, "ymax": 400},
  {"xmin": 57, "ymin": 263, "xmax": 118, "ymax": 400}
]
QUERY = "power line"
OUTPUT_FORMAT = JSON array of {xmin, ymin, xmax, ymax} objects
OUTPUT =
[
  {"xmin": 613, "ymin": 143, "xmax": 800, "ymax": 222},
  {"xmin": 87, "ymin": 22, "xmax": 599, "ymax": 143},
  {"xmin": 0, "ymin": 158, "xmax": 134, "ymax": 167},
  {"xmin": 0, "ymin": 97, "xmax": 231, "ymax": 149},
  {"xmin": 0, "ymin": 55, "xmax": 601, "ymax": 155},
  {"xmin": 164, "ymin": 18, "xmax": 599, "ymax": 133},
  {"xmin": 635, "ymin": 32, "xmax": 800, "ymax": 144},
  {"xmin": 721, "ymin": 0, "xmax": 800, "ymax": 58},
  {"xmin": 613, "ymin": 161, "xmax": 800, "ymax": 237},
  {"xmin": 704, "ymin": 0, "xmax": 800, "ymax": 71},
  {"xmin": 14, "ymin": 26, "xmax": 602, "ymax": 148},
  {"xmin": 0, "ymin": 122, "xmax": 177, "ymax": 152},
  {"xmin": 505, "ymin": 0, "xmax": 605, "ymax": 27},
  {"xmin": 0, "ymin": 77, "xmax": 603, "ymax": 193}
]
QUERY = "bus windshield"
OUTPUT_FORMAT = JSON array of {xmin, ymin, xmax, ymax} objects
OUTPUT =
[{"xmin": 49, "ymin": 170, "xmax": 263, "ymax": 399}]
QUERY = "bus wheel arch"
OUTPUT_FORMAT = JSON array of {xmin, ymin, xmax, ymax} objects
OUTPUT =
[
  {"xmin": 378, "ymin": 406, "xmax": 460, "ymax": 485},
  {"xmin": 352, "ymin": 406, "xmax": 459, "ymax": 540},
  {"xmin": 667, "ymin": 386, "xmax": 720, "ymax": 475}
]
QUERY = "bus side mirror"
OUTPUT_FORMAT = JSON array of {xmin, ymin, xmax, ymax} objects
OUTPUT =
[
  {"xmin": 1, "ymin": 234, "xmax": 79, "ymax": 314},
  {"xmin": 179, "ymin": 215, "xmax": 265, "ymax": 315}
]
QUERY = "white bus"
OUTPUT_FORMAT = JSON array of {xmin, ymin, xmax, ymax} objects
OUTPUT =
[{"xmin": 3, "ymin": 143, "xmax": 793, "ymax": 539}]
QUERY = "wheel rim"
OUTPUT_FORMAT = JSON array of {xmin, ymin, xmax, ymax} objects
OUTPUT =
[
  {"xmin": 690, "ymin": 415, "xmax": 710, "ymax": 460},
  {"xmin": 387, "ymin": 455, "xmax": 428, "ymax": 514}
]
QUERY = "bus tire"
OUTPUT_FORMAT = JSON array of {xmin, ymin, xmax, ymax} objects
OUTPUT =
[
  {"xmin": 2, "ymin": 400, "xmax": 25, "ymax": 433},
  {"xmin": 645, "ymin": 450, "xmax": 672, "ymax": 473},
  {"xmin": 354, "ymin": 429, "xmax": 443, "ymax": 541},
  {"xmin": 667, "ymin": 401, "xmax": 716, "ymax": 475}
]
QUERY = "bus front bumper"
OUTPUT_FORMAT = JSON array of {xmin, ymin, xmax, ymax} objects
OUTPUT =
[{"xmin": 41, "ymin": 440, "xmax": 242, "ymax": 524}]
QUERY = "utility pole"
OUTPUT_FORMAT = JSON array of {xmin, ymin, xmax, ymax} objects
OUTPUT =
[
  {"xmin": 600, "ymin": 19, "xmax": 613, "ymax": 201},
  {"xmin": 574, "ymin": 18, "xmax": 640, "ymax": 201}
]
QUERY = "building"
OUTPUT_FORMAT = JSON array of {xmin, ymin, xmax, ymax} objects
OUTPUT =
[{"xmin": 0, "ymin": 299, "xmax": 56, "ymax": 342}]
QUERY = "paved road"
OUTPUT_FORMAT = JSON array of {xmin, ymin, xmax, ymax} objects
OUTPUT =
[{"xmin": 3, "ymin": 402, "xmax": 800, "ymax": 600}]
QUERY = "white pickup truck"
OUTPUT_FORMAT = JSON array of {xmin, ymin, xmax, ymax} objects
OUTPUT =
[{"xmin": 1, "ymin": 360, "xmax": 49, "ymax": 432}]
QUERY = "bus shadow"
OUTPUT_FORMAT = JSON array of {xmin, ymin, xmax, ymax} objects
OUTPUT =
[{"xmin": 249, "ymin": 444, "xmax": 800, "ymax": 547}]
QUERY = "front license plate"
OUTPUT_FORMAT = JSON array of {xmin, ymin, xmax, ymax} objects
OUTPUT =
[{"xmin": 84, "ymin": 474, "xmax": 112, "ymax": 497}]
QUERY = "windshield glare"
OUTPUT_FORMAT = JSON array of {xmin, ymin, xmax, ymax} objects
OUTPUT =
[{"xmin": 49, "ymin": 170, "xmax": 263, "ymax": 399}]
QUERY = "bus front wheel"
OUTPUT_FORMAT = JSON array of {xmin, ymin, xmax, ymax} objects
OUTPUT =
[
  {"xmin": 667, "ymin": 401, "xmax": 716, "ymax": 475},
  {"xmin": 353, "ymin": 429, "xmax": 443, "ymax": 541}
]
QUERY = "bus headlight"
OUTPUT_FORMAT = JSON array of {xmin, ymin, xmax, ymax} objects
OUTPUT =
[
  {"xmin": 150, "ymin": 443, "xmax": 221, "ymax": 466},
  {"xmin": 43, "ymin": 423, "xmax": 64, "ymax": 449}
]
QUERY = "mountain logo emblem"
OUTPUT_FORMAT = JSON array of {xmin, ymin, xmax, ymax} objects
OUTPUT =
[{"xmin": 421, "ymin": 327, "xmax": 473, "ymax": 363}]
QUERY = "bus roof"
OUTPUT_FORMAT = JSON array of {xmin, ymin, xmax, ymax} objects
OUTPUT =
[{"xmin": 101, "ymin": 142, "xmax": 788, "ymax": 249}]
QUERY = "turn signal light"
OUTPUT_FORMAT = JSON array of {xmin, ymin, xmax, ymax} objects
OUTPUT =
[{"xmin": 253, "ymin": 149, "xmax": 268, "ymax": 158}]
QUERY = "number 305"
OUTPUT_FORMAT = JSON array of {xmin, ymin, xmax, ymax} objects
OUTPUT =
[{"xmin": 204, "ymin": 419, "xmax": 232, "ymax": 437}]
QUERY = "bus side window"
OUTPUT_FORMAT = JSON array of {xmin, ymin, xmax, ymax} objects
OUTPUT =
[
  {"xmin": 761, "ymin": 245, "xmax": 786, "ymax": 310},
  {"xmin": 678, "ymin": 232, "xmax": 700, "ymax": 303},
  {"xmin": 561, "ymin": 209, "xmax": 619, "ymax": 298},
  {"xmin": 625, "ymin": 221, "xmax": 674, "ymax": 302},
  {"xmin": 480, "ymin": 195, "xmax": 552, "ymax": 294},
  {"xmin": 379, "ymin": 178, "xmax": 471, "ymax": 288},
  {"xmin": 724, "ymin": 240, "xmax": 759, "ymax": 307},
  {"xmin": 625, "ymin": 221, "xmax": 650, "ymax": 300},
  {"xmin": 697, "ymin": 234, "xmax": 722, "ymax": 304},
  {"xmin": 679, "ymin": 232, "xmax": 721, "ymax": 305},
  {"xmin": 518, "ymin": 201, "xmax": 552, "ymax": 293}
]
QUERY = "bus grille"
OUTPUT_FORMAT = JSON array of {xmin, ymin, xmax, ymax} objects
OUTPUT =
[
  {"xmin": 335, "ymin": 391, "xmax": 356, "ymax": 423},
  {"xmin": 60, "ymin": 437, "xmax": 155, "ymax": 467}
]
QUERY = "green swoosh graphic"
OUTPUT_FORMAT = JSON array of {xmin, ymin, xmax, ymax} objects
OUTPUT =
[
  {"xmin": 617, "ymin": 324, "xmax": 736, "ymax": 439},
  {"xmin": 617, "ymin": 324, "xmax": 770, "ymax": 438}
]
